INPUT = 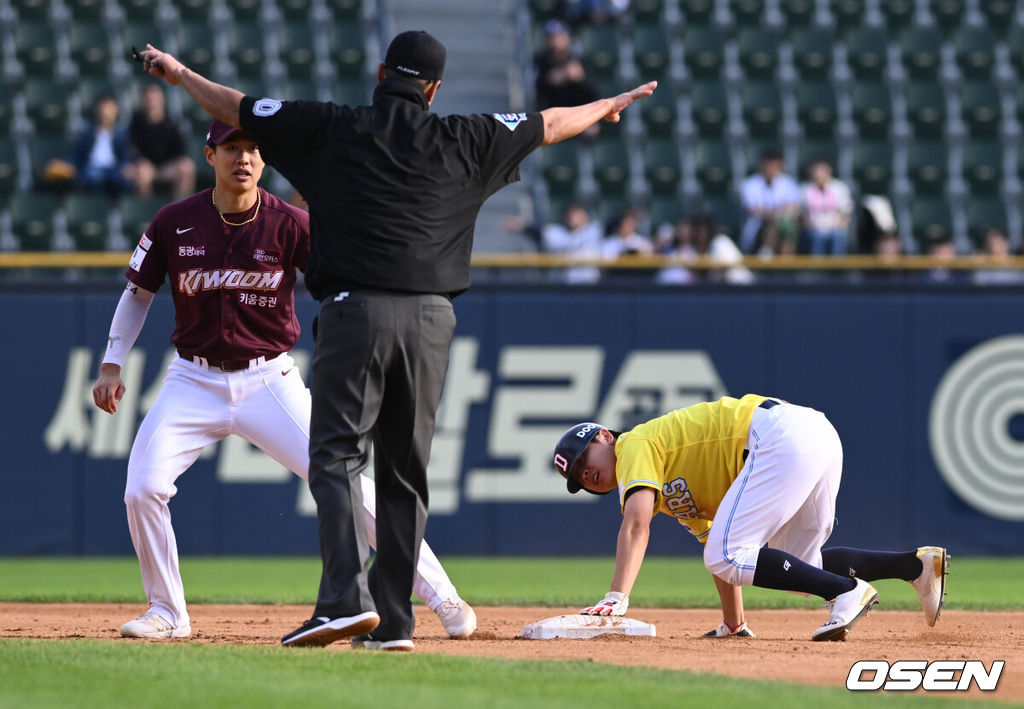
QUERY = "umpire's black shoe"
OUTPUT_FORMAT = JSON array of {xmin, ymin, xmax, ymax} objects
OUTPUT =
[{"xmin": 281, "ymin": 611, "xmax": 380, "ymax": 647}]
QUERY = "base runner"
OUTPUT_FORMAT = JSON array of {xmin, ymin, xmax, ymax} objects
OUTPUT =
[
  {"xmin": 553, "ymin": 395, "xmax": 948, "ymax": 640},
  {"xmin": 92, "ymin": 119, "xmax": 475, "ymax": 640}
]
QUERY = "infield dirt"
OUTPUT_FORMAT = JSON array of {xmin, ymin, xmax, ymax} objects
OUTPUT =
[{"xmin": 2, "ymin": 603, "xmax": 1020, "ymax": 701}]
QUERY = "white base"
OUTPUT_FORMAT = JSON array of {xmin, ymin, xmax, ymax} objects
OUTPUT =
[{"xmin": 520, "ymin": 615, "xmax": 657, "ymax": 639}]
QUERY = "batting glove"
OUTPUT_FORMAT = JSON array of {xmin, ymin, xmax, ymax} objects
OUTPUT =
[
  {"xmin": 702, "ymin": 620, "xmax": 756, "ymax": 638},
  {"xmin": 580, "ymin": 591, "xmax": 629, "ymax": 616}
]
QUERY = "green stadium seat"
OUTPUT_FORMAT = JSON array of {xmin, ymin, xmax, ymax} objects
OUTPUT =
[
  {"xmin": 122, "ymin": 22, "xmax": 163, "ymax": 56},
  {"xmin": 961, "ymin": 139, "xmax": 1003, "ymax": 195},
  {"xmin": 527, "ymin": 0, "xmax": 562, "ymax": 21},
  {"xmin": 0, "ymin": 139, "xmax": 18, "ymax": 205},
  {"xmin": 648, "ymin": 196, "xmax": 685, "ymax": 232},
  {"xmin": 631, "ymin": 0, "xmax": 665, "ymax": 24},
  {"xmin": 330, "ymin": 78, "xmax": 369, "ymax": 106},
  {"xmin": 278, "ymin": 0, "xmax": 313, "ymax": 20},
  {"xmin": 28, "ymin": 135, "xmax": 69, "ymax": 184},
  {"xmin": 880, "ymin": 0, "xmax": 915, "ymax": 35},
  {"xmin": 910, "ymin": 197, "xmax": 953, "ymax": 245},
  {"xmin": 280, "ymin": 21, "xmax": 315, "ymax": 79},
  {"xmin": 737, "ymin": 27, "xmax": 779, "ymax": 79},
  {"xmin": 729, "ymin": 0, "xmax": 764, "ymax": 27},
  {"xmin": 743, "ymin": 138, "xmax": 780, "ymax": 175},
  {"xmin": 850, "ymin": 81, "xmax": 892, "ymax": 138},
  {"xmin": 11, "ymin": 192, "xmax": 57, "ymax": 250},
  {"xmin": 639, "ymin": 88, "xmax": 676, "ymax": 137},
  {"xmin": 1017, "ymin": 83, "xmax": 1024, "ymax": 131},
  {"xmin": 740, "ymin": 81, "xmax": 782, "ymax": 138},
  {"xmin": 979, "ymin": 1, "xmax": 1015, "ymax": 38},
  {"xmin": 69, "ymin": 22, "xmax": 111, "ymax": 78},
  {"xmin": 679, "ymin": 0, "xmax": 714, "ymax": 25},
  {"xmin": 780, "ymin": 0, "xmax": 815, "ymax": 28},
  {"xmin": 906, "ymin": 140, "xmax": 948, "ymax": 195},
  {"xmin": 795, "ymin": 81, "xmax": 838, "ymax": 138},
  {"xmin": 794, "ymin": 139, "xmax": 838, "ymax": 179},
  {"xmin": 540, "ymin": 141, "xmax": 579, "ymax": 196},
  {"xmin": 226, "ymin": 0, "xmax": 262, "ymax": 20},
  {"xmin": 330, "ymin": 20, "xmax": 368, "ymax": 77},
  {"xmin": 689, "ymin": 80, "xmax": 728, "ymax": 136},
  {"xmin": 234, "ymin": 79, "xmax": 269, "ymax": 101},
  {"xmin": 905, "ymin": 81, "xmax": 947, "ymax": 138},
  {"xmin": 643, "ymin": 138, "xmax": 681, "ymax": 195},
  {"xmin": 63, "ymin": 193, "xmax": 112, "ymax": 251},
  {"xmin": 633, "ymin": 25, "xmax": 671, "ymax": 81},
  {"xmin": 15, "ymin": 22, "xmax": 59, "ymax": 78},
  {"xmin": 325, "ymin": 0, "xmax": 362, "ymax": 18},
  {"xmin": 1009, "ymin": 25, "xmax": 1024, "ymax": 79},
  {"xmin": 281, "ymin": 79, "xmax": 319, "ymax": 101},
  {"xmin": 901, "ymin": 27, "xmax": 943, "ymax": 79},
  {"xmin": 64, "ymin": 0, "xmax": 104, "ymax": 21},
  {"xmin": 851, "ymin": 140, "xmax": 892, "ymax": 195},
  {"xmin": 953, "ymin": 27, "xmax": 996, "ymax": 79},
  {"xmin": 75, "ymin": 79, "xmax": 115, "ymax": 119},
  {"xmin": 228, "ymin": 21, "xmax": 266, "ymax": 78},
  {"xmin": 595, "ymin": 196, "xmax": 629, "ymax": 227},
  {"xmin": 183, "ymin": 99, "xmax": 213, "ymax": 137},
  {"xmin": 168, "ymin": 0, "xmax": 210, "ymax": 21},
  {"xmin": 830, "ymin": 0, "xmax": 864, "ymax": 37},
  {"xmin": 0, "ymin": 83, "xmax": 13, "ymax": 136},
  {"xmin": 964, "ymin": 195, "xmax": 1007, "ymax": 246},
  {"xmin": 790, "ymin": 26, "xmax": 833, "ymax": 81},
  {"xmin": 695, "ymin": 193, "xmax": 742, "ymax": 237},
  {"xmin": 9, "ymin": 0, "xmax": 49, "ymax": 20},
  {"xmin": 592, "ymin": 139, "xmax": 630, "ymax": 197},
  {"xmin": 121, "ymin": 0, "xmax": 160, "ymax": 21},
  {"xmin": 118, "ymin": 195, "xmax": 165, "ymax": 242},
  {"xmin": 929, "ymin": 0, "xmax": 965, "ymax": 36},
  {"xmin": 177, "ymin": 22, "xmax": 216, "ymax": 78},
  {"xmin": 24, "ymin": 79, "xmax": 70, "ymax": 136},
  {"xmin": 682, "ymin": 26, "xmax": 725, "ymax": 79},
  {"xmin": 580, "ymin": 25, "xmax": 620, "ymax": 79},
  {"xmin": 960, "ymin": 81, "xmax": 1001, "ymax": 138},
  {"xmin": 693, "ymin": 139, "xmax": 733, "ymax": 194},
  {"xmin": 844, "ymin": 26, "xmax": 888, "ymax": 80}
]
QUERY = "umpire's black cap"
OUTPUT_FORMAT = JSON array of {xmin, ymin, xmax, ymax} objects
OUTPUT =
[
  {"xmin": 553, "ymin": 422, "xmax": 604, "ymax": 495},
  {"xmin": 384, "ymin": 30, "xmax": 447, "ymax": 81}
]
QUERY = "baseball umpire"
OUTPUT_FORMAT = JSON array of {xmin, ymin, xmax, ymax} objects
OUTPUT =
[
  {"xmin": 92, "ymin": 118, "xmax": 476, "ymax": 641},
  {"xmin": 553, "ymin": 395, "xmax": 949, "ymax": 641},
  {"xmin": 136, "ymin": 31, "xmax": 655, "ymax": 650}
]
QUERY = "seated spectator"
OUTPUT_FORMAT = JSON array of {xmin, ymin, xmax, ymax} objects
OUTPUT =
[
  {"xmin": 70, "ymin": 94, "xmax": 138, "ymax": 197},
  {"xmin": 922, "ymin": 233, "xmax": 967, "ymax": 284},
  {"xmin": 655, "ymin": 213, "xmax": 753, "ymax": 285},
  {"xmin": 653, "ymin": 215, "xmax": 698, "ymax": 285},
  {"xmin": 130, "ymin": 83, "xmax": 196, "ymax": 199},
  {"xmin": 602, "ymin": 208, "xmax": 653, "ymax": 259},
  {"xmin": 534, "ymin": 20, "xmax": 599, "ymax": 111},
  {"xmin": 753, "ymin": 216, "xmax": 796, "ymax": 257},
  {"xmin": 542, "ymin": 200, "xmax": 604, "ymax": 284},
  {"xmin": 974, "ymin": 227, "xmax": 1024, "ymax": 286},
  {"xmin": 857, "ymin": 194, "xmax": 899, "ymax": 254},
  {"xmin": 867, "ymin": 230, "xmax": 906, "ymax": 282},
  {"xmin": 801, "ymin": 157, "xmax": 853, "ymax": 256},
  {"xmin": 739, "ymin": 148, "xmax": 802, "ymax": 254}
]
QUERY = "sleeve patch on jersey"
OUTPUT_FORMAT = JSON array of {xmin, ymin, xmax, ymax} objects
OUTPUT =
[
  {"xmin": 128, "ymin": 243, "xmax": 148, "ymax": 271},
  {"xmin": 492, "ymin": 113, "xmax": 528, "ymax": 132},
  {"xmin": 139, "ymin": 234, "xmax": 153, "ymax": 250},
  {"xmin": 253, "ymin": 98, "xmax": 283, "ymax": 117}
]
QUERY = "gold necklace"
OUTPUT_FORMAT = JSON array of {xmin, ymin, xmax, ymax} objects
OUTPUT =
[{"xmin": 212, "ymin": 187, "xmax": 261, "ymax": 227}]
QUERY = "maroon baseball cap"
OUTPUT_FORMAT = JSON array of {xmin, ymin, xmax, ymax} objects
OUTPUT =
[{"xmin": 206, "ymin": 118, "xmax": 254, "ymax": 146}]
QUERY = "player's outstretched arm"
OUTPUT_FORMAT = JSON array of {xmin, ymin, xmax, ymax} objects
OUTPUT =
[
  {"xmin": 137, "ymin": 43, "xmax": 245, "ymax": 129},
  {"xmin": 540, "ymin": 81, "xmax": 657, "ymax": 146},
  {"xmin": 92, "ymin": 283, "xmax": 156, "ymax": 414},
  {"xmin": 581, "ymin": 487, "xmax": 656, "ymax": 615}
]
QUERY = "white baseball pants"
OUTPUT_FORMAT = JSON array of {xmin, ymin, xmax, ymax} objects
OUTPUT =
[
  {"xmin": 704, "ymin": 401, "xmax": 843, "ymax": 587},
  {"xmin": 124, "ymin": 353, "xmax": 458, "ymax": 627}
]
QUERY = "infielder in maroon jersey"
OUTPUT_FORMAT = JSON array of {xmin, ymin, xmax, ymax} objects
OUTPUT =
[{"xmin": 91, "ymin": 119, "xmax": 476, "ymax": 640}]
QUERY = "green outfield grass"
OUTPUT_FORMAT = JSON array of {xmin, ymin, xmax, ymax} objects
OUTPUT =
[{"xmin": 0, "ymin": 556, "xmax": 1020, "ymax": 709}]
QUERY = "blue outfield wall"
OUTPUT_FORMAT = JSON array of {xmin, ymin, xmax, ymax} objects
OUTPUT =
[{"xmin": 3, "ymin": 284, "xmax": 1024, "ymax": 556}]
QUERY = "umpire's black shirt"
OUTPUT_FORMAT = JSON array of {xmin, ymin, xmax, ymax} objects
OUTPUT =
[{"xmin": 239, "ymin": 78, "xmax": 544, "ymax": 300}]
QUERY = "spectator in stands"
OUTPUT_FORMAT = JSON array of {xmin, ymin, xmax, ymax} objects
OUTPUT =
[
  {"xmin": 542, "ymin": 200, "xmax": 603, "ymax": 284},
  {"xmin": 973, "ymin": 227, "xmax": 1024, "ymax": 286},
  {"xmin": 565, "ymin": 0, "xmax": 629, "ymax": 25},
  {"xmin": 867, "ymin": 229, "xmax": 906, "ymax": 282},
  {"xmin": 739, "ymin": 148, "xmax": 802, "ymax": 254},
  {"xmin": 602, "ymin": 207, "xmax": 653, "ymax": 259},
  {"xmin": 130, "ymin": 83, "xmax": 196, "ymax": 200},
  {"xmin": 801, "ymin": 157, "xmax": 853, "ymax": 256},
  {"xmin": 655, "ymin": 214, "xmax": 753, "ymax": 285},
  {"xmin": 857, "ymin": 194, "xmax": 899, "ymax": 255},
  {"xmin": 70, "ymin": 94, "xmax": 139, "ymax": 197},
  {"xmin": 921, "ymin": 233, "xmax": 967, "ymax": 284},
  {"xmin": 534, "ymin": 20, "xmax": 599, "ymax": 112}
]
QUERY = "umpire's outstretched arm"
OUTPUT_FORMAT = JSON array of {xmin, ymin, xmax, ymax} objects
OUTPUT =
[
  {"xmin": 136, "ymin": 44, "xmax": 245, "ymax": 128},
  {"xmin": 540, "ymin": 81, "xmax": 657, "ymax": 145}
]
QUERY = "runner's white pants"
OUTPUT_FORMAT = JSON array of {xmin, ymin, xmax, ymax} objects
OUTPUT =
[
  {"xmin": 704, "ymin": 401, "xmax": 843, "ymax": 587},
  {"xmin": 124, "ymin": 353, "xmax": 458, "ymax": 627}
]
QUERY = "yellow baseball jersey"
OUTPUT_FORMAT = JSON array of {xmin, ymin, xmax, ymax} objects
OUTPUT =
[{"xmin": 615, "ymin": 394, "xmax": 768, "ymax": 542}]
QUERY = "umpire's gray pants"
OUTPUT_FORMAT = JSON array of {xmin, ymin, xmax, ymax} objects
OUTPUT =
[{"xmin": 308, "ymin": 289, "xmax": 455, "ymax": 641}]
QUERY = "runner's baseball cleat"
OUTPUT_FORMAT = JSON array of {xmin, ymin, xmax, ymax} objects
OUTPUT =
[
  {"xmin": 812, "ymin": 579, "xmax": 879, "ymax": 642},
  {"xmin": 120, "ymin": 610, "xmax": 191, "ymax": 639},
  {"xmin": 911, "ymin": 546, "xmax": 949, "ymax": 627},
  {"xmin": 434, "ymin": 597, "xmax": 477, "ymax": 639}
]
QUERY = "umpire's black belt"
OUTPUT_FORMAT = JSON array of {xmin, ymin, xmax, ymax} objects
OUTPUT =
[{"xmin": 741, "ymin": 398, "xmax": 782, "ymax": 464}]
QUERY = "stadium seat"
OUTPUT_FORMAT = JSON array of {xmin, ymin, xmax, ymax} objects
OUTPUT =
[
  {"xmin": 906, "ymin": 82, "xmax": 947, "ymax": 138},
  {"xmin": 689, "ymin": 80, "xmax": 729, "ymax": 136},
  {"xmin": 278, "ymin": 0, "xmax": 313, "ymax": 20},
  {"xmin": 679, "ymin": 0, "xmax": 714, "ymax": 25},
  {"xmin": 639, "ymin": 88, "xmax": 677, "ymax": 137},
  {"xmin": 631, "ymin": 0, "xmax": 665, "ymax": 24},
  {"xmin": 9, "ymin": 0, "xmax": 49, "ymax": 20},
  {"xmin": 64, "ymin": 0, "xmax": 104, "ymax": 21},
  {"xmin": 953, "ymin": 27, "xmax": 996, "ymax": 80},
  {"xmin": 795, "ymin": 81, "xmax": 838, "ymax": 138},
  {"xmin": 63, "ymin": 193, "xmax": 112, "ymax": 251},
  {"xmin": 737, "ymin": 27, "xmax": 779, "ymax": 79},
  {"xmin": 279, "ymin": 22, "xmax": 316, "ymax": 79},
  {"xmin": 228, "ymin": 21, "xmax": 266, "ymax": 78},
  {"xmin": 10, "ymin": 192, "xmax": 57, "ymax": 251},
  {"xmin": 540, "ymin": 141, "xmax": 579, "ymax": 196},
  {"xmin": 15, "ymin": 22, "xmax": 59, "ymax": 78},
  {"xmin": 592, "ymin": 139, "xmax": 630, "ymax": 197},
  {"xmin": 910, "ymin": 198, "xmax": 953, "ymax": 245},
  {"xmin": 324, "ymin": 0, "xmax": 362, "ymax": 18},
  {"xmin": 740, "ymin": 81, "xmax": 782, "ymax": 138},
  {"xmin": 122, "ymin": 0, "xmax": 160, "ymax": 21},
  {"xmin": 1009, "ymin": 25, "xmax": 1024, "ymax": 79},
  {"xmin": 69, "ymin": 22, "xmax": 111, "ymax": 78},
  {"xmin": 851, "ymin": 139, "xmax": 893, "ymax": 194},
  {"xmin": 75, "ymin": 79, "xmax": 115, "ymax": 116},
  {"xmin": 648, "ymin": 196, "xmax": 685, "ymax": 232},
  {"xmin": 281, "ymin": 79, "xmax": 319, "ymax": 101},
  {"xmin": 964, "ymin": 195, "xmax": 1007, "ymax": 245},
  {"xmin": 850, "ymin": 81, "xmax": 892, "ymax": 138},
  {"xmin": 682, "ymin": 25, "xmax": 725, "ymax": 79},
  {"xmin": 118, "ymin": 195, "xmax": 166, "ymax": 242},
  {"xmin": 527, "ymin": 0, "xmax": 562, "ymax": 21},
  {"xmin": 28, "ymin": 135, "xmax": 69, "ymax": 182},
  {"xmin": 0, "ymin": 139, "xmax": 18, "ymax": 205},
  {"xmin": 743, "ymin": 138, "xmax": 780, "ymax": 175},
  {"xmin": 961, "ymin": 139, "xmax": 1003, "ymax": 195},
  {"xmin": 580, "ymin": 25, "xmax": 620, "ymax": 80},
  {"xmin": 729, "ymin": 0, "xmax": 764, "ymax": 27},
  {"xmin": 168, "ymin": 0, "xmax": 210, "ymax": 21},
  {"xmin": 844, "ymin": 26, "xmax": 888, "ymax": 80},
  {"xmin": 879, "ymin": 0, "xmax": 915, "ymax": 36},
  {"xmin": 695, "ymin": 193, "xmax": 742, "ymax": 238},
  {"xmin": 633, "ymin": 25, "xmax": 671, "ymax": 81},
  {"xmin": 790, "ymin": 26, "xmax": 833, "ymax": 81},
  {"xmin": 0, "ymin": 83, "xmax": 13, "ymax": 137},
  {"xmin": 929, "ymin": 0, "xmax": 965, "ymax": 36},
  {"xmin": 330, "ymin": 78, "xmax": 369, "ymax": 106},
  {"xmin": 177, "ymin": 22, "xmax": 216, "ymax": 78},
  {"xmin": 693, "ymin": 139, "xmax": 733, "ymax": 194},
  {"xmin": 643, "ymin": 138, "xmax": 681, "ymax": 195},
  {"xmin": 960, "ymin": 81, "xmax": 1001, "ymax": 138},
  {"xmin": 794, "ymin": 138, "xmax": 838, "ymax": 178},
  {"xmin": 329, "ymin": 20, "xmax": 368, "ymax": 77},
  {"xmin": 901, "ymin": 27, "xmax": 943, "ymax": 79},
  {"xmin": 829, "ymin": 0, "xmax": 865, "ymax": 37},
  {"xmin": 906, "ymin": 139, "xmax": 948, "ymax": 195},
  {"xmin": 779, "ymin": 0, "xmax": 815, "ymax": 29},
  {"xmin": 122, "ymin": 22, "xmax": 163, "ymax": 56},
  {"xmin": 979, "ymin": 1, "xmax": 1015, "ymax": 38},
  {"xmin": 226, "ymin": 0, "xmax": 262, "ymax": 21},
  {"xmin": 24, "ymin": 79, "xmax": 70, "ymax": 136}
]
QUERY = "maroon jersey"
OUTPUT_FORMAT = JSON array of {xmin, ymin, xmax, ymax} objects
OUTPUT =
[{"xmin": 126, "ymin": 187, "xmax": 311, "ymax": 362}]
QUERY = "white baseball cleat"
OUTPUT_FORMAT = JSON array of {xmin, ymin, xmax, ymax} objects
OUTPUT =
[
  {"xmin": 351, "ymin": 635, "xmax": 415, "ymax": 651},
  {"xmin": 812, "ymin": 578, "xmax": 879, "ymax": 642},
  {"xmin": 911, "ymin": 546, "xmax": 949, "ymax": 627},
  {"xmin": 434, "ymin": 597, "xmax": 477, "ymax": 639},
  {"xmin": 120, "ymin": 611, "xmax": 191, "ymax": 639}
]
